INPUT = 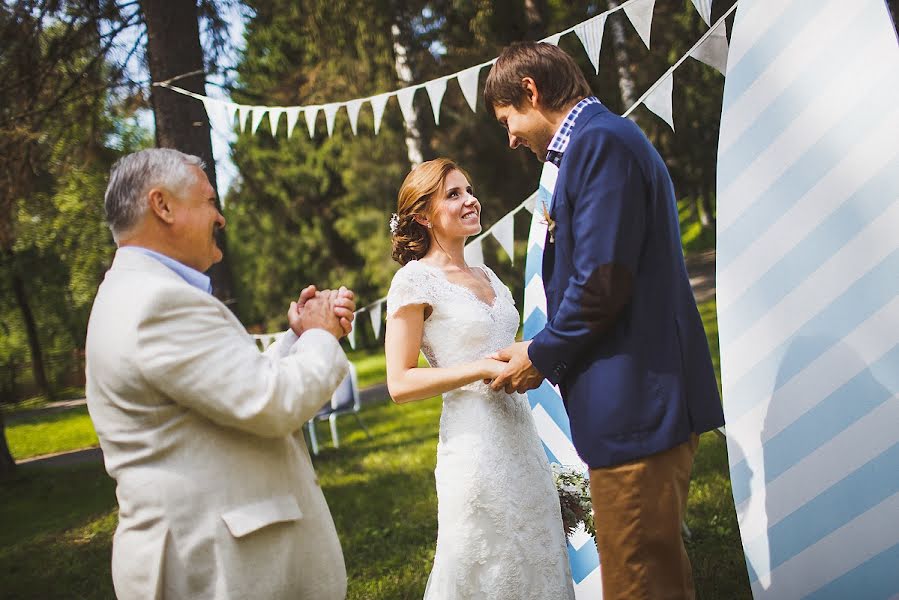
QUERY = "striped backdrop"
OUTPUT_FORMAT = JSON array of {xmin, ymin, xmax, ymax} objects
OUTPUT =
[
  {"xmin": 524, "ymin": 163, "xmax": 604, "ymax": 598},
  {"xmin": 717, "ymin": 0, "xmax": 899, "ymax": 598}
]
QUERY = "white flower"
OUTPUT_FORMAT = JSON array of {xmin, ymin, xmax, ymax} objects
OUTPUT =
[{"xmin": 389, "ymin": 213, "xmax": 400, "ymax": 234}]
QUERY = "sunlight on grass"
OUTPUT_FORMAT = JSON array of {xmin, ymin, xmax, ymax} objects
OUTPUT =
[{"xmin": 6, "ymin": 405, "xmax": 98, "ymax": 460}]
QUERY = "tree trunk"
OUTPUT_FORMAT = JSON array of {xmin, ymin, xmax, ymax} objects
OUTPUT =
[
  {"xmin": 10, "ymin": 266, "xmax": 53, "ymax": 402},
  {"xmin": 140, "ymin": 0, "xmax": 236, "ymax": 304},
  {"xmin": 699, "ymin": 180, "xmax": 715, "ymax": 228},
  {"xmin": 607, "ymin": 0, "xmax": 639, "ymax": 116},
  {"xmin": 391, "ymin": 24, "xmax": 423, "ymax": 168},
  {"xmin": 523, "ymin": 0, "xmax": 547, "ymax": 40},
  {"xmin": 0, "ymin": 410, "xmax": 15, "ymax": 478}
]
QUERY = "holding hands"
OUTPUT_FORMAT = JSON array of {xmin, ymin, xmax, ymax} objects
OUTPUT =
[
  {"xmin": 288, "ymin": 285, "xmax": 356, "ymax": 339},
  {"xmin": 488, "ymin": 341, "xmax": 545, "ymax": 394}
]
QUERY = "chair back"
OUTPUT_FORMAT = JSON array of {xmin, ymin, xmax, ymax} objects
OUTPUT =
[{"xmin": 330, "ymin": 362, "xmax": 359, "ymax": 411}]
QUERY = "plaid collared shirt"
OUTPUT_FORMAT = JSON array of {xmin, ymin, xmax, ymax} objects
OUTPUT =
[{"xmin": 545, "ymin": 96, "xmax": 601, "ymax": 167}]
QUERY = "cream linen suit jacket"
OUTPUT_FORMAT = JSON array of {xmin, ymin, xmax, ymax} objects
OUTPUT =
[{"xmin": 86, "ymin": 249, "xmax": 349, "ymax": 600}]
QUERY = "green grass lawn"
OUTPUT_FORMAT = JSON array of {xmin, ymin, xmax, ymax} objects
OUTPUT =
[
  {"xmin": 0, "ymin": 397, "xmax": 748, "ymax": 599},
  {"xmin": 2, "ymin": 290, "xmax": 746, "ymax": 598},
  {"xmin": 6, "ymin": 405, "xmax": 99, "ymax": 460}
]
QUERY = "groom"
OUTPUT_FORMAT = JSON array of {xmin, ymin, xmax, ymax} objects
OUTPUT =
[
  {"xmin": 86, "ymin": 148, "xmax": 355, "ymax": 599},
  {"xmin": 485, "ymin": 43, "xmax": 725, "ymax": 599}
]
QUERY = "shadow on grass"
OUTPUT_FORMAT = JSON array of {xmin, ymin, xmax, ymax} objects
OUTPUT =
[{"xmin": 0, "ymin": 462, "xmax": 117, "ymax": 600}]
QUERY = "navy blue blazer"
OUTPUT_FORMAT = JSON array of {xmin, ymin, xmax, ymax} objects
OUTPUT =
[{"xmin": 528, "ymin": 102, "xmax": 725, "ymax": 469}]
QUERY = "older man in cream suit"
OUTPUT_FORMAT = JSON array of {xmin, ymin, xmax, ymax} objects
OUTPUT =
[{"xmin": 86, "ymin": 148, "xmax": 355, "ymax": 599}]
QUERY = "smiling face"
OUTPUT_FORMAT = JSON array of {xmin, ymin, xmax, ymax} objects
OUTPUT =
[
  {"xmin": 169, "ymin": 166, "xmax": 226, "ymax": 272},
  {"xmin": 425, "ymin": 169, "xmax": 481, "ymax": 241},
  {"xmin": 493, "ymin": 100, "xmax": 558, "ymax": 162}
]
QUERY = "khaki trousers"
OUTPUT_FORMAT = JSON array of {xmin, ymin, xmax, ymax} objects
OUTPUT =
[{"xmin": 589, "ymin": 435, "xmax": 699, "ymax": 600}]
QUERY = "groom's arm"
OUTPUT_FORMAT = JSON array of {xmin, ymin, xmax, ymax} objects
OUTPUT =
[{"xmin": 528, "ymin": 132, "xmax": 645, "ymax": 385}]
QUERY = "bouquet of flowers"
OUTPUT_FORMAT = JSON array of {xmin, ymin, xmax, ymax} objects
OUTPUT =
[{"xmin": 551, "ymin": 463, "xmax": 595, "ymax": 539}]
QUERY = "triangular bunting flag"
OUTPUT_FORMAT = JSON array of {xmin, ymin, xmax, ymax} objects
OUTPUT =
[
  {"xmin": 305, "ymin": 105, "xmax": 320, "ymax": 138},
  {"xmin": 642, "ymin": 71, "xmax": 674, "ymax": 130},
  {"xmin": 689, "ymin": 21, "xmax": 728, "ymax": 75},
  {"xmin": 370, "ymin": 94, "xmax": 391, "ymax": 135},
  {"xmin": 201, "ymin": 97, "xmax": 227, "ymax": 132},
  {"xmin": 268, "ymin": 107, "xmax": 285, "ymax": 136},
  {"xmin": 346, "ymin": 319, "xmax": 357, "ymax": 350},
  {"xmin": 624, "ymin": 0, "xmax": 656, "ymax": 49},
  {"xmin": 543, "ymin": 33, "xmax": 562, "ymax": 46},
  {"xmin": 457, "ymin": 65, "xmax": 482, "ymax": 112},
  {"xmin": 396, "ymin": 86, "xmax": 417, "ymax": 128},
  {"xmin": 237, "ymin": 105, "xmax": 252, "ymax": 133},
  {"xmin": 464, "ymin": 238, "xmax": 484, "ymax": 266},
  {"xmin": 323, "ymin": 103, "xmax": 339, "ymax": 137},
  {"xmin": 368, "ymin": 301, "xmax": 383, "ymax": 340},
  {"xmin": 424, "ymin": 78, "xmax": 447, "ymax": 125},
  {"xmin": 575, "ymin": 14, "xmax": 607, "ymax": 74},
  {"xmin": 285, "ymin": 107, "xmax": 301, "ymax": 138},
  {"xmin": 491, "ymin": 216, "xmax": 515, "ymax": 264},
  {"xmin": 345, "ymin": 99, "xmax": 364, "ymax": 135},
  {"xmin": 250, "ymin": 106, "xmax": 268, "ymax": 134},
  {"xmin": 224, "ymin": 102, "xmax": 238, "ymax": 131},
  {"xmin": 690, "ymin": 0, "xmax": 712, "ymax": 26}
]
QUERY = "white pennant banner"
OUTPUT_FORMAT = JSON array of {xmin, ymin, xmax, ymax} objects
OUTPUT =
[
  {"xmin": 543, "ymin": 32, "xmax": 562, "ymax": 46},
  {"xmin": 624, "ymin": 0, "xmax": 656, "ymax": 49},
  {"xmin": 690, "ymin": 0, "xmax": 713, "ymax": 26},
  {"xmin": 491, "ymin": 215, "xmax": 515, "ymax": 264},
  {"xmin": 643, "ymin": 70, "xmax": 674, "ymax": 130},
  {"xmin": 346, "ymin": 99, "xmax": 364, "ymax": 135},
  {"xmin": 268, "ymin": 107, "xmax": 285, "ymax": 136},
  {"xmin": 285, "ymin": 107, "xmax": 301, "ymax": 138},
  {"xmin": 237, "ymin": 104, "xmax": 252, "ymax": 133},
  {"xmin": 323, "ymin": 103, "xmax": 339, "ymax": 137},
  {"xmin": 201, "ymin": 97, "xmax": 227, "ymax": 133},
  {"xmin": 305, "ymin": 105, "xmax": 320, "ymax": 138},
  {"xmin": 424, "ymin": 78, "xmax": 447, "ymax": 125},
  {"xmin": 575, "ymin": 14, "xmax": 607, "ymax": 74},
  {"xmin": 464, "ymin": 238, "xmax": 485, "ymax": 266},
  {"xmin": 396, "ymin": 86, "xmax": 417, "ymax": 129},
  {"xmin": 346, "ymin": 320, "xmax": 357, "ymax": 350},
  {"xmin": 370, "ymin": 93, "xmax": 391, "ymax": 135},
  {"xmin": 457, "ymin": 65, "xmax": 482, "ymax": 113},
  {"xmin": 689, "ymin": 20, "xmax": 729, "ymax": 75},
  {"xmin": 250, "ymin": 106, "xmax": 268, "ymax": 134},
  {"xmin": 368, "ymin": 301, "xmax": 383, "ymax": 341}
]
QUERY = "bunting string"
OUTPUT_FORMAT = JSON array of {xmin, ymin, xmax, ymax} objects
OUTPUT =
[{"xmin": 153, "ymin": 0, "xmax": 723, "ymax": 139}]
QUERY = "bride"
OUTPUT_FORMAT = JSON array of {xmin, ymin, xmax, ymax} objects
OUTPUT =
[{"xmin": 385, "ymin": 158, "xmax": 575, "ymax": 599}]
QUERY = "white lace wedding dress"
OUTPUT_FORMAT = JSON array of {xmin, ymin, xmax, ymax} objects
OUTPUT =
[{"xmin": 387, "ymin": 260, "xmax": 575, "ymax": 600}]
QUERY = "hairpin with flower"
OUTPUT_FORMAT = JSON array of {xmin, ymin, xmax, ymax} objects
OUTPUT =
[{"xmin": 389, "ymin": 213, "xmax": 400, "ymax": 234}]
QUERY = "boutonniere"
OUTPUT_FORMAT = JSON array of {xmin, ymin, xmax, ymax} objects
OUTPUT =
[{"xmin": 540, "ymin": 202, "xmax": 556, "ymax": 243}]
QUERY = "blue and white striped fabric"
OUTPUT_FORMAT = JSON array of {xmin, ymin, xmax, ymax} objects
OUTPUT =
[
  {"xmin": 717, "ymin": 1, "xmax": 899, "ymax": 598},
  {"xmin": 524, "ymin": 163, "xmax": 604, "ymax": 598}
]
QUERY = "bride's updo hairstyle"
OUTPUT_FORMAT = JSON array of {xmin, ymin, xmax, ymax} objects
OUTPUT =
[{"xmin": 392, "ymin": 158, "xmax": 471, "ymax": 266}]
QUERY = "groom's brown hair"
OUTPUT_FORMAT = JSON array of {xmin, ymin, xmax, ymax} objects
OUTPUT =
[{"xmin": 484, "ymin": 42, "xmax": 592, "ymax": 116}]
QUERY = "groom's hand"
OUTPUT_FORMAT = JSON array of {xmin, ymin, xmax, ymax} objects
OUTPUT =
[
  {"xmin": 288, "ymin": 285, "xmax": 318, "ymax": 336},
  {"xmin": 489, "ymin": 341, "xmax": 544, "ymax": 394}
]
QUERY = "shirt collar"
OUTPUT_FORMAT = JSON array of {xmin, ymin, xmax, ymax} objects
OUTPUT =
[
  {"xmin": 123, "ymin": 246, "xmax": 213, "ymax": 294},
  {"xmin": 545, "ymin": 96, "xmax": 601, "ymax": 167}
]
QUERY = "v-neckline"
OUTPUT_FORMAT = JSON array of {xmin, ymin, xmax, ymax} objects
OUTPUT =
[{"xmin": 416, "ymin": 261, "xmax": 499, "ymax": 309}]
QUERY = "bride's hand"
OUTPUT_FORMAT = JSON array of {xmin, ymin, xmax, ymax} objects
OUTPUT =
[{"xmin": 477, "ymin": 358, "xmax": 508, "ymax": 383}]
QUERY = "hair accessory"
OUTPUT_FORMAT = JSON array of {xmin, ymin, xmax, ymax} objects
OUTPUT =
[{"xmin": 389, "ymin": 213, "xmax": 400, "ymax": 234}]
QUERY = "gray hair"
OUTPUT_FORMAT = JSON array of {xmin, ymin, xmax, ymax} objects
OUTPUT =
[{"xmin": 104, "ymin": 148, "xmax": 206, "ymax": 242}]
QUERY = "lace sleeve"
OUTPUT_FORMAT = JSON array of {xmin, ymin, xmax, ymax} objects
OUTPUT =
[{"xmin": 386, "ymin": 262, "xmax": 435, "ymax": 318}]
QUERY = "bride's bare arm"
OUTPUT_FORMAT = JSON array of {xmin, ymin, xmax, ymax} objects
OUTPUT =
[{"xmin": 385, "ymin": 303, "xmax": 506, "ymax": 404}]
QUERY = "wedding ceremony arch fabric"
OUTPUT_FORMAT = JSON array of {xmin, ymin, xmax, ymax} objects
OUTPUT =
[
  {"xmin": 716, "ymin": 0, "xmax": 899, "ymax": 598},
  {"xmin": 523, "ymin": 164, "xmax": 603, "ymax": 598}
]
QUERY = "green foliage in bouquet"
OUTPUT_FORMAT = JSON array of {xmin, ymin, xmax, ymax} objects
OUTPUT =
[{"xmin": 551, "ymin": 464, "xmax": 595, "ymax": 539}]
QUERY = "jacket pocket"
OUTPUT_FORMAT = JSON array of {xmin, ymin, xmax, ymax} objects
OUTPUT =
[{"xmin": 221, "ymin": 495, "xmax": 303, "ymax": 538}]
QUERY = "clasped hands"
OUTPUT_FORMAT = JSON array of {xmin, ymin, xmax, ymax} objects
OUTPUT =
[
  {"xmin": 483, "ymin": 340, "xmax": 545, "ymax": 394},
  {"xmin": 288, "ymin": 285, "xmax": 356, "ymax": 340}
]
